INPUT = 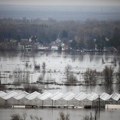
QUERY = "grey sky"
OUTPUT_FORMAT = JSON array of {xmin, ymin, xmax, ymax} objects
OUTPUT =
[{"xmin": 0, "ymin": 0, "xmax": 120, "ymax": 6}]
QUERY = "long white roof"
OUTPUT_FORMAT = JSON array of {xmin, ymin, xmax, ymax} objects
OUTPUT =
[
  {"xmin": 100, "ymin": 92, "xmax": 111, "ymax": 101},
  {"xmin": 111, "ymin": 93, "xmax": 120, "ymax": 101},
  {"xmin": 63, "ymin": 92, "xmax": 75, "ymax": 101},
  {"xmin": 51, "ymin": 92, "xmax": 63, "ymax": 100},
  {"xmin": 14, "ymin": 91, "xmax": 29, "ymax": 100},
  {"xmin": 39, "ymin": 92, "xmax": 52, "ymax": 100},
  {"xmin": 75, "ymin": 92, "xmax": 87, "ymax": 101},
  {"xmin": 26, "ymin": 91, "xmax": 40, "ymax": 100},
  {"xmin": 0, "ymin": 91, "xmax": 120, "ymax": 101},
  {"xmin": 87, "ymin": 93, "xmax": 99, "ymax": 101},
  {"xmin": 2, "ymin": 91, "xmax": 18, "ymax": 100},
  {"xmin": 0, "ymin": 91, "xmax": 6, "ymax": 97}
]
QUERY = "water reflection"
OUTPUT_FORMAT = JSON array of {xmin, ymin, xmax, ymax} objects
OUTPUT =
[{"xmin": 0, "ymin": 108, "xmax": 120, "ymax": 120}]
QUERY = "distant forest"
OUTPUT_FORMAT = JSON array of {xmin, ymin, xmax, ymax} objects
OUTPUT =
[{"xmin": 0, "ymin": 18, "xmax": 120, "ymax": 50}]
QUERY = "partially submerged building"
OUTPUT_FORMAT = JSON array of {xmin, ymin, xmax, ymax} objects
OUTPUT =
[{"xmin": 0, "ymin": 91, "xmax": 120, "ymax": 109}]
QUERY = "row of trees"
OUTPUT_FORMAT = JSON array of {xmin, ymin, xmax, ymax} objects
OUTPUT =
[
  {"xmin": 0, "ymin": 18, "xmax": 120, "ymax": 50},
  {"xmin": 65, "ymin": 64, "xmax": 120, "ymax": 93}
]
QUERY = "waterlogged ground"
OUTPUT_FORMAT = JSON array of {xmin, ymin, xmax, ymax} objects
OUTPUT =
[
  {"xmin": 0, "ymin": 51, "xmax": 120, "ymax": 120},
  {"xmin": 0, "ymin": 108, "xmax": 120, "ymax": 120},
  {"xmin": 0, "ymin": 51, "xmax": 119, "ymax": 93}
]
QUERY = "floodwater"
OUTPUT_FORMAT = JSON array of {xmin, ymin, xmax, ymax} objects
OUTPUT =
[
  {"xmin": 0, "ymin": 51, "xmax": 120, "ymax": 120},
  {"xmin": 0, "ymin": 108, "xmax": 120, "ymax": 120},
  {"xmin": 0, "ymin": 51, "xmax": 119, "ymax": 94}
]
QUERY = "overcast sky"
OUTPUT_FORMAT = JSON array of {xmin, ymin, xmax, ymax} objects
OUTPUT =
[{"xmin": 0, "ymin": 0, "xmax": 120, "ymax": 6}]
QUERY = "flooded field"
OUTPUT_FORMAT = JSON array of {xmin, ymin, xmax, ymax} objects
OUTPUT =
[
  {"xmin": 0, "ymin": 51, "xmax": 120, "ymax": 120},
  {"xmin": 0, "ymin": 51, "xmax": 119, "ymax": 93}
]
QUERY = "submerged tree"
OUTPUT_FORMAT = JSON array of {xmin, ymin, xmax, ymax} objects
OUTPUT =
[
  {"xmin": 65, "ymin": 65, "xmax": 77, "ymax": 84},
  {"xmin": 83, "ymin": 113, "xmax": 96, "ymax": 120},
  {"xmin": 65, "ymin": 65, "xmax": 72, "ymax": 79},
  {"xmin": 116, "ymin": 65, "xmax": 120, "ymax": 84},
  {"xmin": 116, "ymin": 64, "xmax": 120, "ymax": 92},
  {"xmin": 84, "ymin": 69, "xmax": 97, "ymax": 85},
  {"xmin": 103, "ymin": 66, "xmax": 114, "ymax": 94},
  {"xmin": 42, "ymin": 62, "xmax": 46, "ymax": 76},
  {"xmin": 23, "ymin": 84, "xmax": 42, "ymax": 93},
  {"xmin": 11, "ymin": 113, "xmax": 42, "ymax": 120},
  {"xmin": 103, "ymin": 66, "xmax": 113, "ymax": 85},
  {"xmin": 66, "ymin": 72, "xmax": 77, "ymax": 84},
  {"xmin": 58, "ymin": 112, "xmax": 70, "ymax": 120},
  {"xmin": 11, "ymin": 114, "xmax": 22, "ymax": 120}
]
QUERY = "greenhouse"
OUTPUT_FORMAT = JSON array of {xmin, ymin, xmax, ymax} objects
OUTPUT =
[{"xmin": 0, "ymin": 91, "xmax": 120, "ymax": 109}]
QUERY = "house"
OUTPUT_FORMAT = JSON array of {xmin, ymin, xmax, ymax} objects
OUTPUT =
[
  {"xmin": 51, "ymin": 45, "xmax": 59, "ymax": 51},
  {"xmin": 103, "ymin": 47, "xmax": 118, "ymax": 52},
  {"xmin": 37, "ymin": 44, "xmax": 49, "ymax": 51},
  {"xmin": 18, "ymin": 38, "xmax": 39, "ymax": 51}
]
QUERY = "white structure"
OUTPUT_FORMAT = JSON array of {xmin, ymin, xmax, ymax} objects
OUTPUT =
[
  {"xmin": 105, "ymin": 104, "xmax": 120, "ymax": 110},
  {"xmin": 0, "ymin": 91, "xmax": 7, "ymax": 106},
  {"xmin": 25, "ymin": 91, "xmax": 40, "ymax": 105},
  {"xmin": 111, "ymin": 93, "xmax": 120, "ymax": 101},
  {"xmin": 51, "ymin": 46, "xmax": 59, "ymax": 51},
  {"xmin": 74, "ymin": 92, "xmax": 88, "ymax": 107},
  {"xmin": 38, "ymin": 92, "xmax": 52, "ymax": 106},
  {"xmin": 62, "ymin": 92, "xmax": 75, "ymax": 106},
  {"xmin": 0, "ymin": 91, "xmax": 120, "ymax": 108},
  {"xmin": 87, "ymin": 93, "xmax": 99, "ymax": 101},
  {"xmin": 100, "ymin": 92, "xmax": 111, "ymax": 101},
  {"xmin": 51, "ymin": 92, "xmax": 63, "ymax": 106},
  {"xmin": 8, "ymin": 91, "xmax": 29, "ymax": 105}
]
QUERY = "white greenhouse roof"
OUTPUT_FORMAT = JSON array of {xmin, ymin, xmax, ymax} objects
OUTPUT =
[
  {"xmin": 87, "ymin": 93, "xmax": 99, "ymax": 101},
  {"xmin": 63, "ymin": 92, "xmax": 75, "ymax": 101},
  {"xmin": 39, "ymin": 92, "xmax": 52, "ymax": 100},
  {"xmin": 75, "ymin": 92, "xmax": 87, "ymax": 101},
  {"xmin": 0, "ymin": 91, "xmax": 120, "ymax": 101},
  {"xmin": 37, "ymin": 94, "xmax": 42, "ymax": 99},
  {"xmin": 2, "ymin": 91, "xmax": 18, "ymax": 100},
  {"xmin": 0, "ymin": 91, "xmax": 6, "ymax": 97},
  {"xmin": 13, "ymin": 91, "xmax": 29, "ymax": 100},
  {"xmin": 26, "ymin": 91, "xmax": 40, "ymax": 100},
  {"xmin": 100, "ymin": 92, "xmax": 111, "ymax": 101},
  {"xmin": 111, "ymin": 93, "xmax": 120, "ymax": 101},
  {"xmin": 51, "ymin": 92, "xmax": 63, "ymax": 100}
]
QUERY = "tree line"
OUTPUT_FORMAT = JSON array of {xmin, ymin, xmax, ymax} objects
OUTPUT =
[{"xmin": 0, "ymin": 18, "xmax": 120, "ymax": 51}]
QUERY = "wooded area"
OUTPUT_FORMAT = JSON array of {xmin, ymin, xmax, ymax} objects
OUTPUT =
[{"xmin": 0, "ymin": 18, "xmax": 120, "ymax": 51}]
